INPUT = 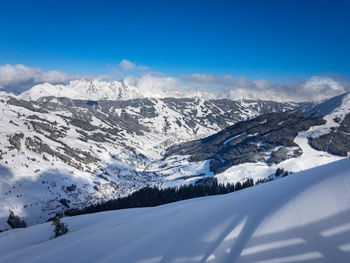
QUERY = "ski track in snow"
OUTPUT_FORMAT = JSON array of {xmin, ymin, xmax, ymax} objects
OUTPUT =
[{"xmin": 215, "ymin": 117, "xmax": 345, "ymax": 185}]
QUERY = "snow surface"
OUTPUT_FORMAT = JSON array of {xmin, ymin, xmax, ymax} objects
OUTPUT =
[
  {"xmin": 1, "ymin": 157, "xmax": 350, "ymax": 263},
  {"xmin": 216, "ymin": 129, "xmax": 343, "ymax": 184}
]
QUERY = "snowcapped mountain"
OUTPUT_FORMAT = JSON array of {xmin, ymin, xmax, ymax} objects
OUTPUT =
[
  {"xmin": 18, "ymin": 79, "xmax": 141, "ymax": 101},
  {"xmin": 158, "ymin": 92, "xmax": 350, "ymax": 186},
  {"xmin": 1, "ymin": 157, "xmax": 350, "ymax": 262},
  {"xmin": 1, "ymin": 78, "xmax": 350, "ymax": 231},
  {"xmin": 0, "ymin": 90, "xmax": 300, "ymax": 229}
]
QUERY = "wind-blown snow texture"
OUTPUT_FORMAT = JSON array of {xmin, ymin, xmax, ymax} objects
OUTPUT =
[{"xmin": 1, "ymin": 157, "xmax": 350, "ymax": 263}]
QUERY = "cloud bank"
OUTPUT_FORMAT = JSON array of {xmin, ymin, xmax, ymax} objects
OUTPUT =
[
  {"xmin": 0, "ymin": 61, "xmax": 349, "ymax": 102},
  {"xmin": 184, "ymin": 74, "xmax": 346, "ymax": 102},
  {"xmin": 0, "ymin": 64, "xmax": 93, "ymax": 94},
  {"xmin": 124, "ymin": 74, "xmax": 217, "ymax": 99}
]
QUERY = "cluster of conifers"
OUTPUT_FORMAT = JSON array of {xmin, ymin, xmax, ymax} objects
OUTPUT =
[
  {"xmin": 65, "ymin": 176, "xmax": 258, "ymax": 217},
  {"xmin": 65, "ymin": 168, "xmax": 289, "ymax": 217}
]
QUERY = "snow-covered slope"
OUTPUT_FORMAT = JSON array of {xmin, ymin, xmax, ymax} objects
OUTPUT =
[
  {"xmin": 159, "ymin": 92, "xmax": 350, "ymax": 186},
  {"xmin": 0, "ymin": 93, "xmax": 298, "ymax": 229},
  {"xmin": 2, "ymin": 80, "xmax": 350, "ymax": 231},
  {"xmin": 1, "ymin": 157, "xmax": 350, "ymax": 263}
]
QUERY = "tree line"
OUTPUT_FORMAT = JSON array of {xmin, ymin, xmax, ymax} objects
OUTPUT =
[
  {"xmin": 65, "ymin": 176, "xmax": 255, "ymax": 217},
  {"xmin": 65, "ymin": 167, "xmax": 290, "ymax": 218}
]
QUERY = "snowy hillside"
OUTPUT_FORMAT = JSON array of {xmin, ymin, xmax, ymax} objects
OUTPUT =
[
  {"xmin": 1, "ymin": 79, "xmax": 350, "ymax": 231},
  {"xmin": 1, "ymin": 157, "xmax": 350, "ymax": 263},
  {"xmin": 0, "ymin": 92, "xmax": 297, "ymax": 229},
  {"xmin": 159, "ymin": 93, "xmax": 350, "ymax": 186}
]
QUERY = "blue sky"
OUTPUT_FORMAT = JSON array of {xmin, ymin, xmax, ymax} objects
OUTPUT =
[
  {"xmin": 0, "ymin": 0, "xmax": 350, "ymax": 102},
  {"xmin": 1, "ymin": 0, "xmax": 349, "ymax": 81}
]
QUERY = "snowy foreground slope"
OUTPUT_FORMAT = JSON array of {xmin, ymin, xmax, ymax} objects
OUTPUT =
[{"xmin": 1, "ymin": 158, "xmax": 350, "ymax": 263}]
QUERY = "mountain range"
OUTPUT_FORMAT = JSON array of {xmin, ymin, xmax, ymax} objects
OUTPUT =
[{"xmin": 0, "ymin": 79, "xmax": 349, "ymax": 229}]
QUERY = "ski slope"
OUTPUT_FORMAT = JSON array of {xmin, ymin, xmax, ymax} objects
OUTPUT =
[
  {"xmin": 1, "ymin": 157, "xmax": 350, "ymax": 263},
  {"xmin": 216, "ymin": 129, "xmax": 343, "ymax": 184}
]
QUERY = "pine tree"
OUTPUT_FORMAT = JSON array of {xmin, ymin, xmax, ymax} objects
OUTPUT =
[{"xmin": 52, "ymin": 214, "xmax": 68, "ymax": 238}]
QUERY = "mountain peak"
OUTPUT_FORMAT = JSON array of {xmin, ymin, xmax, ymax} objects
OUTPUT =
[{"xmin": 18, "ymin": 79, "xmax": 141, "ymax": 101}]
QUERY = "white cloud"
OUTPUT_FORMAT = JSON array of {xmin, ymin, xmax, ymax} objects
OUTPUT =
[
  {"xmin": 124, "ymin": 74, "xmax": 217, "ymax": 99},
  {"xmin": 184, "ymin": 73, "xmax": 349, "ymax": 102},
  {"xmin": 117, "ymin": 59, "xmax": 149, "ymax": 71},
  {"xmin": 0, "ymin": 63, "xmax": 348, "ymax": 102},
  {"xmin": 118, "ymin": 59, "xmax": 136, "ymax": 70},
  {"xmin": 0, "ymin": 64, "xmax": 95, "ymax": 94}
]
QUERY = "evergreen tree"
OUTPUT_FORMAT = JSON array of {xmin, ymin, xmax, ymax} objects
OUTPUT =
[
  {"xmin": 65, "ymin": 176, "xmax": 262, "ymax": 217},
  {"xmin": 52, "ymin": 214, "xmax": 68, "ymax": 238}
]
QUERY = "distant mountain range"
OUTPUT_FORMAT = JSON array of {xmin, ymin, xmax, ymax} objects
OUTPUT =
[
  {"xmin": 18, "ymin": 80, "xmax": 141, "ymax": 101},
  {"xmin": 0, "ymin": 80, "xmax": 349, "ymax": 229}
]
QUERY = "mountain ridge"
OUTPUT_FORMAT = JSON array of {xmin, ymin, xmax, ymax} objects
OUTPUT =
[
  {"xmin": 18, "ymin": 79, "xmax": 141, "ymax": 101},
  {"xmin": 1, "ymin": 84, "xmax": 350, "ymax": 230},
  {"xmin": 158, "ymin": 92, "xmax": 350, "ymax": 186},
  {"xmin": 0, "ymin": 91, "xmax": 301, "ymax": 229}
]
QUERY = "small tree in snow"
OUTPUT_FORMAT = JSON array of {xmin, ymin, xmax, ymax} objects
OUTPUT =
[
  {"xmin": 7, "ymin": 210, "xmax": 26, "ymax": 228},
  {"xmin": 275, "ymin": 168, "xmax": 284, "ymax": 177},
  {"xmin": 52, "ymin": 214, "xmax": 68, "ymax": 238}
]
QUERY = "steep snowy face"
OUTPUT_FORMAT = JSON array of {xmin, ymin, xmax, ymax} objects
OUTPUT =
[
  {"xmin": 308, "ymin": 92, "xmax": 350, "ymax": 156},
  {"xmin": 0, "ymin": 94, "xmax": 299, "ymax": 229},
  {"xmin": 311, "ymin": 92, "xmax": 350, "ymax": 116},
  {"xmin": 18, "ymin": 79, "xmax": 141, "ymax": 101},
  {"xmin": 1, "ymin": 157, "xmax": 350, "ymax": 263}
]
